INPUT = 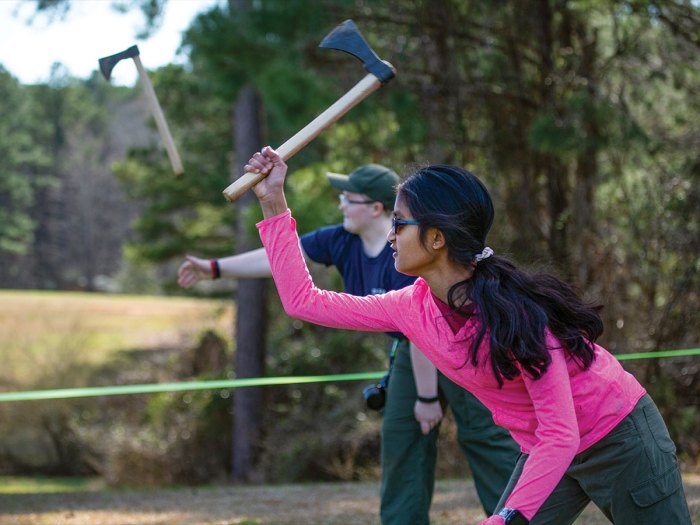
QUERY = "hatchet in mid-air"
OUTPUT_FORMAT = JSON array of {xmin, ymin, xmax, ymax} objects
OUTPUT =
[
  {"xmin": 222, "ymin": 19, "xmax": 396, "ymax": 202},
  {"xmin": 99, "ymin": 45, "xmax": 184, "ymax": 176}
]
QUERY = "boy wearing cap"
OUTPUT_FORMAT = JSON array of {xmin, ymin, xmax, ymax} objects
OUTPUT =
[{"xmin": 178, "ymin": 164, "xmax": 518, "ymax": 524}]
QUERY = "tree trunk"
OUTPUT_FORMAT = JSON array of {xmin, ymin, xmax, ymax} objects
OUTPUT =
[
  {"xmin": 572, "ymin": 20, "xmax": 599, "ymax": 288},
  {"xmin": 230, "ymin": 83, "xmax": 267, "ymax": 483},
  {"xmin": 538, "ymin": 0, "xmax": 571, "ymax": 272},
  {"xmin": 503, "ymin": 2, "xmax": 542, "ymax": 261}
]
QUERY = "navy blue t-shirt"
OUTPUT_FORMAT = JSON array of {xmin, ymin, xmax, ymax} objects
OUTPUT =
[{"xmin": 300, "ymin": 224, "xmax": 416, "ymax": 299}]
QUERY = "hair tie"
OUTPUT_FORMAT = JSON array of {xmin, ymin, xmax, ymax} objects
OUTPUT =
[{"xmin": 474, "ymin": 247, "xmax": 493, "ymax": 263}]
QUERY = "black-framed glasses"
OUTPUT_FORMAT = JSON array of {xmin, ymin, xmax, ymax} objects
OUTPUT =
[
  {"xmin": 392, "ymin": 216, "xmax": 420, "ymax": 234},
  {"xmin": 339, "ymin": 194, "xmax": 376, "ymax": 206}
]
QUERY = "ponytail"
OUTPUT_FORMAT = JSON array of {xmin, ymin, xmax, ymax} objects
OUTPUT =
[{"xmin": 453, "ymin": 256, "xmax": 602, "ymax": 387}]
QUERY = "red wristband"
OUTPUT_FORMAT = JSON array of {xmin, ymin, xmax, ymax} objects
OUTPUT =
[{"xmin": 209, "ymin": 259, "xmax": 221, "ymax": 279}]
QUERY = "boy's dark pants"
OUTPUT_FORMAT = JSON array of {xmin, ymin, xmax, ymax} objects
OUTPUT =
[
  {"xmin": 495, "ymin": 394, "xmax": 692, "ymax": 524},
  {"xmin": 380, "ymin": 341, "xmax": 519, "ymax": 524}
]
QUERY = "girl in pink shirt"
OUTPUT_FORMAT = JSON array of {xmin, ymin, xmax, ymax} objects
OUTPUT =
[{"xmin": 246, "ymin": 147, "xmax": 691, "ymax": 525}]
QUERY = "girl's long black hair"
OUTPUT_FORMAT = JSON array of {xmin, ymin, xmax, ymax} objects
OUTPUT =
[{"xmin": 398, "ymin": 165, "xmax": 602, "ymax": 386}]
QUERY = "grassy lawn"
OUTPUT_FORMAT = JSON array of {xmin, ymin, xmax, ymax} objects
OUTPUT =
[
  {"xmin": 0, "ymin": 290, "xmax": 234, "ymax": 387},
  {"xmin": 0, "ymin": 476, "xmax": 105, "ymax": 494}
]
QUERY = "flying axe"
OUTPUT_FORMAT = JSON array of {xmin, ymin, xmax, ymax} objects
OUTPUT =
[
  {"xmin": 98, "ymin": 45, "xmax": 184, "ymax": 176},
  {"xmin": 222, "ymin": 19, "xmax": 395, "ymax": 202}
]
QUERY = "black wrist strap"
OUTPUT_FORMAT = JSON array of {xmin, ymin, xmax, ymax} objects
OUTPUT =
[
  {"xmin": 417, "ymin": 395, "xmax": 439, "ymax": 403},
  {"xmin": 497, "ymin": 508, "xmax": 529, "ymax": 525}
]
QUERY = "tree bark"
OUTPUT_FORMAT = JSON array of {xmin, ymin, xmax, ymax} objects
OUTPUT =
[
  {"xmin": 539, "ymin": 0, "xmax": 571, "ymax": 272},
  {"xmin": 230, "ymin": 83, "xmax": 267, "ymax": 483},
  {"xmin": 572, "ymin": 19, "xmax": 599, "ymax": 287},
  {"xmin": 226, "ymin": 0, "xmax": 267, "ymax": 484},
  {"xmin": 227, "ymin": 0, "xmax": 264, "ymax": 483}
]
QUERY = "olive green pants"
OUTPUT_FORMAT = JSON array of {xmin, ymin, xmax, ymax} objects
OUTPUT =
[
  {"xmin": 380, "ymin": 340, "xmax": 520, "ymax": 525},
  {"xmin": 495, "ymin": 394, "xmax": 692, "ymax": 524}
]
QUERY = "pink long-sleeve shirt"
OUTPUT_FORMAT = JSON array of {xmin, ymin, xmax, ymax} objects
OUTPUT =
[{"xmin": 258, "ymin": 210, "xmax": 646, "ymax": 519}]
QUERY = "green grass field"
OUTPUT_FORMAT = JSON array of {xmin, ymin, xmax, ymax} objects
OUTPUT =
[
  {"xmin": 0, "ymin": 290, "xmax": 234, "ymax": 388},
  {"xmin": 0, "ymin": 476, "xmax": 104, "ymax": 494}
]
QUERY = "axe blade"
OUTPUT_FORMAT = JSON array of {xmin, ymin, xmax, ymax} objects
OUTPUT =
[
  {"xmin": 319, "ymin": 20, "xmax": 394, "ymax": 83},
  {"xmin": 98, "ymin": 45, "xmax": 140, "ymax": 81}
]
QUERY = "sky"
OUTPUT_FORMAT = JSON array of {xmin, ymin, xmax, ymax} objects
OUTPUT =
[{"xmin": 0, "ymin": 0, "xmax": 221, "ymax": 86}]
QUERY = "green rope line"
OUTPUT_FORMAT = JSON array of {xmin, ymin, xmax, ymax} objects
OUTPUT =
[
  {"xmin": 614, "ymin": 348, "xmax": 700, "ymax": 361},
  {"xmin": 0, "ymin": 372, "xmax": 384, "ymax": 402},
  {"xmin": 0, "ymin": 348, "xmax": 698, "ymax": 403}
]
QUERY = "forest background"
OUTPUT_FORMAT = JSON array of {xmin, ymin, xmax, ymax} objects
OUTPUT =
[{"xmin": 0, "ymin": 0, "xmax": 698, "ymax": 488}]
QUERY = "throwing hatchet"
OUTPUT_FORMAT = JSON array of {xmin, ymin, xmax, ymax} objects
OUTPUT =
[
  {"xmin": 99, "ymin": 45, "xmax": 184, "ymax": 176},
  {"xmin": 222, "ymin": 19, "xmax": 395, "ymax": 202}
]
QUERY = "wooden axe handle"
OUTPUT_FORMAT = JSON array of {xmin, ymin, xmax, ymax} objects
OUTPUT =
[
  {"xmin": 222, "ymin": 69, "xmax": 390, "ymax": 202},
  {"xmin": 133, "ymin": 55, "xmax": 184, "ymax": 176}
]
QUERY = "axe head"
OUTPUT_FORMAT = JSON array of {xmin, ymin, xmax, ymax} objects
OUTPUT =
[
  {"xmin": 319, "ymin": 20, "xmax": 394, "ymax": 84},
  {"xmin": 98, "ymin": 45, "xmax": 140, "ymax": 81}
]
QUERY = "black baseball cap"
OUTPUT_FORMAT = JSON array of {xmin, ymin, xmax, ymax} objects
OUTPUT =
[{"xmin": 326, "ymin": 164, "xmax": 399, "ymax": 210}]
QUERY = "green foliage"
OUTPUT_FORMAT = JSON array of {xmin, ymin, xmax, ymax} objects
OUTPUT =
[
  {"xmin": 184, "ymin": 1, "xmax": 340, "ymax": 99},
  {"xmin": 254, "ymin": 293, "xmax": 389, "ymax": 481},
  {"xmin": 129, "ymin": 387, "xmax": 232, "ymax": 484},
  {"xmin": 0, "ymin": 68, "xmax": 53, "ymax": 254}
]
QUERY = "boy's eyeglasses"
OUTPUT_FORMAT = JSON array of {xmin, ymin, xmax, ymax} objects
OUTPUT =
[
  {"xmin": 392, "ymin": 216, "xmax": 420, "ymax": 234},
  {"xmin": 339, "ymin": 194, "xmax": 376, "ymax": 206}
]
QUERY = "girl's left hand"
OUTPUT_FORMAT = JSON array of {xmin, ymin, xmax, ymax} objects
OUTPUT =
[{"xmin": 414, "ymin": 400, "xmax": 443, "ymax": 435}]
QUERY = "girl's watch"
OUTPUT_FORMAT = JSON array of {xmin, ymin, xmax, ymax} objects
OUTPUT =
[{"xmin": 497, "ymin": 507, "xmax": 529, "ymax": 524}]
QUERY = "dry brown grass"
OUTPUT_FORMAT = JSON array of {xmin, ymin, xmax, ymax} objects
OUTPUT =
[
  {"xmin": 0, "ymin": 290, "xmax": 233, "ymax": 385},
  {"xmin": 1, "ymin": 475, "xmax": 698, "ymax": 525}
]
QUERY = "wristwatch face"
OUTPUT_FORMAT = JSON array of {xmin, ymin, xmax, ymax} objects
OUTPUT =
[{"xmin": 497, "ymin": 508, "xmax": 528, "ymax": 525}]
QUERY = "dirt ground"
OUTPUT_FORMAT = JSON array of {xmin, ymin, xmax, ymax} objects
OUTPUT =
[{"xmin": 1, "ymin": 475, "xmax": 698, "ymax": 525}]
